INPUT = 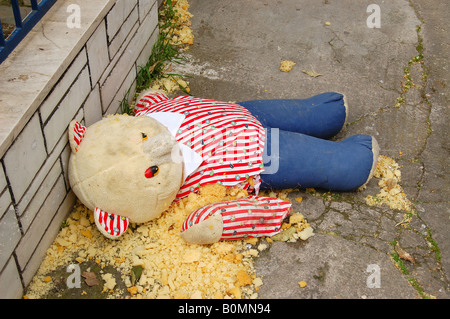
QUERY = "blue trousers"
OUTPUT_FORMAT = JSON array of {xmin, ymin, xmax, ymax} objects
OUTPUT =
[{"xmin": 238, "ymin": 92, "xmax": 378, "ymax": 192}]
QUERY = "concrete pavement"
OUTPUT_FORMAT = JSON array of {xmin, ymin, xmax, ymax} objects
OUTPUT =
[{"xmin": 175, "ymin": 0, "xmax": 449, "ymax": 298}]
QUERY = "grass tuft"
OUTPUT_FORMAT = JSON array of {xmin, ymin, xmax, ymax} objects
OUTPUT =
[{"xmin": 120, "ymin": 0, "xmax": 192, "ymax": 115}]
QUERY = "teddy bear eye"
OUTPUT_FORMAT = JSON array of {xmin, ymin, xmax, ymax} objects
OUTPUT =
[
  {"xmin": 141, "ymin": 132, "xmax": 148, "ymax": 140},
  {"xmin": 145, "ymin": 166, "xmax": 159, "ymax": 179}
]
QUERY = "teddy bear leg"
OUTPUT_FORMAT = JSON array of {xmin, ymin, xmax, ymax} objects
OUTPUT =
[
  {"xmin": 134, "ymin": 88, "xmax": 169, "ymax": 112},
  {"xmin": 238, "ymin": 92, "xmax": 347, "ymax": 139},
  {"xmin": 261, "ymin": 130, "xmax": 379, "ymax": 192}
]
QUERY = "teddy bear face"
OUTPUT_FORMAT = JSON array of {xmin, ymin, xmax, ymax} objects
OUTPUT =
[{"xmin": 68, "ymin": 115, "xmax": 184, "ymax": 223}]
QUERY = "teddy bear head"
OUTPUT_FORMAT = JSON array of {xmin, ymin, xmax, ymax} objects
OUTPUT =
[{"xmin": 68, "ymin": 114, "xmax": 184, "ymax": 232}]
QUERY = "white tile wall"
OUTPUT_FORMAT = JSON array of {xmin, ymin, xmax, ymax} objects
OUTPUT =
[
  {"xmin": 17, "ymin": 123, "xmax": 71, "ymax": 221},
  {"xmin": 0, "ymin": 0, "xmax": 159, "ymax": 298},
  {"xmin": 98, "ymin": 21, "xmax": 140, "ymax": 92},
  {"xmin": 83, "ymin": 84, "xmax": 103, "ymax": 127},
  {"xmin": 139, "ymin": 0, "xmax": 156, "ymax": 23},
  {"xmin": 21, "ymin": 191, "xmax": 76, "ymax": 286},
  {"xmin": 106, "ymin": 0, "xmax": 138, "ymax": 40},
  {"xmin": 39, "ymin": 49, "xmax": 88, "ymax": 123},
  {"xmin": 108, "ymin": 6, "xmax": 139, "ymax": 59},
  {"xmin": 86, "ymin": 21, "xmax": 109, "ymax": 86},
  {"xmin": 0, "ymin": 166, "xmax": 7, "ymax": 195},
  {"xmin": 104, "ymin": 65, "xmax": 137, "ymax": 116},
  {"xmin": 19, "ymin": 161, "xmax": 62, "ymax": 232},
  {"xmin": 43, "ymin": 66, "xmax": 90, "ymax": 152},
  {"xmin": 16, "ymin": 176, "xmax": 67, "ymax": 271},
  {"xmin": 0, "ymin": 206, "xmax": 22, "ymax": 271},
  {"xmin": 136, "ymin": 22, "xmax": 159, "ymax": 69},
  {"xmin": 0, "ymin": 257, "xmax": 23, "ymax": 299},
  {"xmin": 60, "ymin": 144, "xmax": 71, "ymax": 190},
  {"xmin": 100, "ymin": 4, "xmax": 159, "ymax": 109},
  {"xmin": 3, "ymin": 114, "xmax": 47, "ymax": 202},
  {"xmin": 0, "ymin": 188, "xmax": 12, "ymax": 218}
]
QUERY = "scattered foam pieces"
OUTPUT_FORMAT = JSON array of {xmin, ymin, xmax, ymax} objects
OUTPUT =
[
  {"xmin": 298, "ymin": 227, "xmax": 315, "ymax": 240},
  {"xmin": 168, "ymin": 0, "xmax": 194, "ymax": 47},
  {"xmin": 365, "ymin": 155, "xmax": 412, "ymax": 212},
  {"xmin": 151, "ymin": 77, "xmax": 190, "ymax": 95},
  {"xmin": 298, "ymin": 281, "xmax": 307, "ymax": 288},
  {"xmin": 257, "ymin": 243, "xmax": 268, "ymax": 251},
  {"xmin": 289, "ymin": 213, "xmax": 305, "ymax": 225},
  {"xmin": 271, "ymin": 215, "xmax": 315, "ymax": 242},
  {"xmin": 253, "ymin": 277, "xmax": 263, "ymax": 289},
  {"xmin": 227, "ymin": 287, "xmax": 241, "ymax": 299},
  {"xmin": 182, "ymin": 249, "xmax": 201, "ymax": 263},
  {"xmin": 259, "ymin": 190, "xmax": 315, "ymax": 243},
  {"xmin": 150, "ymin": 0, "xmax": 194, "ymax": 95},
  {"xmin": 127, "ymin": 286, "xmax": 138, "ymax": 296},
  {"xmin": 25, "ymin": 185, "xmax": 265, "ymax": 299},
  {"xmin": 101, "ymin": 273, "xmax": 117, "ymax": 291},
  {"xmin": 236, "ymin": 270, "xmax": 253, "ymax": 287},
  {"xmin": 280, "ymin": 60, "xmax": 296, "ymax": 72}
]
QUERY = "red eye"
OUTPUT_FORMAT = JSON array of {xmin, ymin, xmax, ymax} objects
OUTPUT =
[{"xmin": 145, "ymin": 166, "xmax": 159, "ymax": 178}]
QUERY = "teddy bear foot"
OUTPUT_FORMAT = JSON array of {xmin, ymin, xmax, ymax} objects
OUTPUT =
[{"xmin": 94, "ymin": 208, "xmax": 129, "ymax": 240}]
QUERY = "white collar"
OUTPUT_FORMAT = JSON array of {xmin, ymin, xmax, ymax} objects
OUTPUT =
[{"xmin": 145, "ymin": 112, "xmax": 203, "ymax": 182}]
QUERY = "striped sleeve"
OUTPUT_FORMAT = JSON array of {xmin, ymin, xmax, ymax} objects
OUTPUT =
[{"xmin": 181, "ymin": 196, "xmax": 291, "ymax": 241}]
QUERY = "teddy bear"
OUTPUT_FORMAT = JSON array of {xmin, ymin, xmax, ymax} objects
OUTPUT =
[{"xmin": 68, "ymin": 89, "xmax": 379, "ymax": 243}]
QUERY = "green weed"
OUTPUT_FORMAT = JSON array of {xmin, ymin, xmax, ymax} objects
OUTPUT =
[{"xmin": 120, "ymin": 0, "xmax": 190, "ymax": 115}]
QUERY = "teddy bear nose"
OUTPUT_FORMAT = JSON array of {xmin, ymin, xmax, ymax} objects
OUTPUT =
[{"xmin": 145, "ymin": 166, "xmax": 159, "ymax": 178}]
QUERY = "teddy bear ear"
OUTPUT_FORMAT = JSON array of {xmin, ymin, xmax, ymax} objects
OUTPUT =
[
  {"xmin": 68, "ymin": 120, "xmax": 86, "ymax": 153},
  {"xmin": 94, "ymin": 207, "xmax": 129, "ymax": 240}
]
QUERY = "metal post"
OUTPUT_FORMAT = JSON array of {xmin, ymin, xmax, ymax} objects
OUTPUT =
[
  {"xmin": 0, "ymin": 0, "xmax": 57, "ymax": 63},
  {"xmin": 10, "ymin": 0, "xmax": 23, "ymax": 29},
  {"xmin": 0, "ymin": 20, "xmax": 5, "ymax": 47},
  {"xmin": 30, "ymin": 0, "xmax": 39, "ymax": 11}
]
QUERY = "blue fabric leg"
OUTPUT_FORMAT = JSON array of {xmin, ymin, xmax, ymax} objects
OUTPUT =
[
  {"xmin": 238, "ymin": 92, "xmax": 347, "ymax": 139},
  {"xmin": 261, "ymin": 129, "xmax": 378, "ymax": 191}
]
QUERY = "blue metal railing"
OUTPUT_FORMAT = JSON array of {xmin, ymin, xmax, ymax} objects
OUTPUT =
[{"xmin": 0, "ymin": 0, "xmax": 57, "ymax": 64}]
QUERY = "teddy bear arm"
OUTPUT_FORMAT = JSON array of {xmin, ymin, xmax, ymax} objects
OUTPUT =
[{"xmin": 180, "ymin": 196, "xmax": 292, "ymax": 245}]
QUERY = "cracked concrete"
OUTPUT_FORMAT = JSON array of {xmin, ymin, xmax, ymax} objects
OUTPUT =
[{"xmin": 173, "ymin": 0, "xmax": 449, "ymax": 298}]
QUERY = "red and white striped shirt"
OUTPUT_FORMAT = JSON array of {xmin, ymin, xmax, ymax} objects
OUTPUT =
[{"xmin": 135, "ymin": 92, "xmax": 266, "ymax": 199}]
